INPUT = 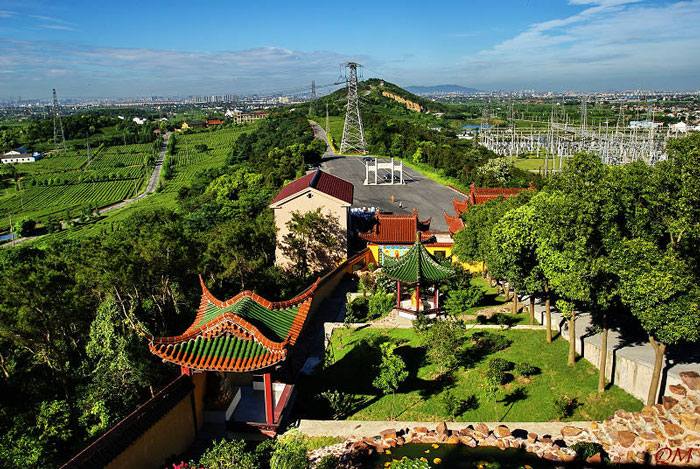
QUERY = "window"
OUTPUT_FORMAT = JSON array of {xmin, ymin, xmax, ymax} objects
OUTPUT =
[{"xmin": 434, "ymin": 250, "xmax": 446, "ymax": 258}]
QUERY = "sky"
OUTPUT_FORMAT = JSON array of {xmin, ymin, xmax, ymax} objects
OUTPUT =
[{"xmin": 1, "ymin": 0, "xmax": 699, "ymax": 99}]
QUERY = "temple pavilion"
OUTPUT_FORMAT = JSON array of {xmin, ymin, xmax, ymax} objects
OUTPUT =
[
  {"xmin": 149, "ymin": 276, "xmax": 319, "ymax": 434},
  {"xmin": 383, "ymin": 232, "xmax": 456, "ymax": 320}
]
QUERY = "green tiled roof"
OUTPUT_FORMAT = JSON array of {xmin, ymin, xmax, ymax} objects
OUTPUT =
[
  {"xmin": 382, "ymin": 237, "xmax": 456, "ymax": 284},
  {"xmin": 154, "ymin": 335, "xmax": 283, "ymax": 372},
  {"xmin": 197, "ymin": 297, "xmax": 299, "ymax": 342}
]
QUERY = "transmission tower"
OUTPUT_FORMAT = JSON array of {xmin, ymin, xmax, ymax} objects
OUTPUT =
[
  {"xmin": 339, "ymin": 62, "xmax": 367, "ymax": 154},
  {"xmin": 52, "ymin": 89, "xmax": 67, "ymax": 153},
  {"xmin": 308, "ymin": 80, "xmax": 316, "ymax": 116}
]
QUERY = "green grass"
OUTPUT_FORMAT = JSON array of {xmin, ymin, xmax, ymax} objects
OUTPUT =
[{"xmin": 295, "ymin": 328, "xmax": 642, "ymax": 422}]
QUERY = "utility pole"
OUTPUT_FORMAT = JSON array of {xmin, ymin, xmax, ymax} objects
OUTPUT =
[
  {"xmin": 52, "ymin": 89, "xmax": 67, "ymax": 153},
  {"xmin": 86, "ymin": 133, "xmax": 91, "ymax": 166},
  {"xmin": 309, "ymin": 80, "xmax": 316, "ymax": 116},
  {"xmin": 339, "ymin": 62, "xmax": 367, "ymax": 154},
  {"xmin": 325, "ymin": 103, "xmax": 329, "ymax": 137}
]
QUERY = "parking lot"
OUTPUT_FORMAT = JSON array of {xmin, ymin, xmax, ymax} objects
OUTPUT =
[{"xmin": 319, "ymin": 154, "xmax": 464, "ymax": 232}]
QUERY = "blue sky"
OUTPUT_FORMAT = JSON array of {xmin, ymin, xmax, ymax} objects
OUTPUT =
[{"xmin": 1, "ymin": 0, "xmax": 699, "ymax": 98}]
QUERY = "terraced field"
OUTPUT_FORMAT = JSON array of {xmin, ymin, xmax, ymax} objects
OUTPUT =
[
  {"xmin": 0, "ymin": 142, "xmax": 155, "ymax": 231},
  {"xmin": 37, "ymin": 124, "xmax": 254, "ymax": 242}
]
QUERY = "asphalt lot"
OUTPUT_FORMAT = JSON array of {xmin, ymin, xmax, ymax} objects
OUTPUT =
[{"xmin": 319, "ymin": 154, "xmax": 463, "ymax": 232}]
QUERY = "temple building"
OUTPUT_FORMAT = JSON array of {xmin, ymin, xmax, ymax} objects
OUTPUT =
[
  {"xmin": 445, "ymin": 182, "xmax": 535, "ymax": 234},
  {"xmin": 149, "ymin": 276, "xmax": 319, "ymax": 435},
  {"xmin": 383, "ymin": 232, "xmax": 456, "ymax": 320},
  {"xmin": 270, "ymin": 169, "xmax": 354, "ymax": 267},
  {"xmin": 358, "ymin": 210, "xmax": 454, "ymax": 265}
]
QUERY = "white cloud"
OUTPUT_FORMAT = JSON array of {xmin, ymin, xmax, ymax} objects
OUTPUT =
[
  {"xmin": 0, "ymin": 39, "xmax": 366, "ymax": 97},
  {"xmin": 451, "ymin": 0, "xmax": 700, "ymax": 90}
]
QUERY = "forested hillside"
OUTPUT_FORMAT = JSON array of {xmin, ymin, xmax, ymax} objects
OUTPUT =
[{"xmin": 0, "ymin": 109, "xmax": 324, "ymax": 468}]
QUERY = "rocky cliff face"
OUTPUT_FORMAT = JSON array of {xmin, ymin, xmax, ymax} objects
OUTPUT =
[{"xmin": 380, "ymin": 91, "xmax": 425, "ymax": 113}]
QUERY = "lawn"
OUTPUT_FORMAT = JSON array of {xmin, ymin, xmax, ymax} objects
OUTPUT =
[{"xmin": 294, "ymin": 327, "xmax": 642, "ymax": 423}]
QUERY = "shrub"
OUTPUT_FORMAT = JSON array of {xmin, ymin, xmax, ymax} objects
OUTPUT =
[
  {"xmin": 440, "ymin": 389, "xmax": 474, "ymax": 418},
  {"xmin": 412, "ymin": 313, "xmax": 432, "ymax": 334},
  {"xmin": 423, "ymin": 320, "xmax": 464, "ymax": 374},
  {"xmin": 571, "ymin": 442, "xmax": 609, "ymax": 463},
  {"xmin": 553, "ymin": 395, "xmax": 581, "ymax": 420},
  {"xmin": 253, "ymin": 439, "xmax": 276, "ymax": 468},
  {"xmin": 346, "ymin": 296, "xmax": 369, "ymax": 322},
  {"xmin": 318, "ymin": 389, "xmax": 353, "ymax": 419},
  {"xmin": 487, "ymin": 358, "xmax": 514, "ymax": 374},
  {"xmin": 514, "ymin": 362, "xmax": 540, "ymax": 377},
  {"xmin": 270, "ymin": 438, "xmax": 308, "ymax": 469},
  {"xmin": 315, "ymin": 454, "xmax": 339, "ymax": 469},
  {"xmin": 196, "ymin": 439, "xmax": 257, "ymax": 469},
  {"xmin": 368, "ymin": 292, "xmax": 394, "ymax": 320},
  {"xmin": 443, "ymin": 285, "xmax": 485, "ymax": 316},
  {"xmin": 470, "ymin": 331, "xmax": 512, "ymax": 353}
]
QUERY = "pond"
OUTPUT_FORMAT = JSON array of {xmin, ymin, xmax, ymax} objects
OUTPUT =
[
  {"xmin": 366, "ymin": 443, "xmax": 556, "ymax": 469},
  {"xmin": 0, "ymin": 232, "xmax": 17, "ymax": 242}
]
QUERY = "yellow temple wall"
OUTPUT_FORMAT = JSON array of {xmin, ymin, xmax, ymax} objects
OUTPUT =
[{"xmin": 105, "ymin": 373, "xmax": 205, "ymax": 469}]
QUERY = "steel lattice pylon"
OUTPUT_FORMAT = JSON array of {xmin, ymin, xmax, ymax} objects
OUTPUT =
[
  {"xmin": 52, "ymin": 88, "xmax": 67, "ymax": 153},
  {"xmin": 340, "ymin": 62, "xmax": 367, "ymax": 154}
]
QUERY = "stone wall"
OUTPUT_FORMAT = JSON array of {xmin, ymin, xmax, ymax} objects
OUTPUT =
[
  {"xmin": 308, "ymin": 371, "xmax": 700, "ymax": 466},
  {"xmin": 536, "ymin": 308, "xmax": 696, "ymax": 402}
]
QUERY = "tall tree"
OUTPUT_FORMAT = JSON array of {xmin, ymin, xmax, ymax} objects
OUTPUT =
[
  {"xmin": 279, "ymin": 208, "xmax": 346, "ymax": 281},
  {"xmin": 612, "ymin": 239, "xmax": 700, "ymax": 405},
  {"xmin": 489, "ymin": 204, "xmax": 549, "ymax": 329},
  {"xmin": 532, "ymin": 154, "xmax": 618, "ymax": 387}
]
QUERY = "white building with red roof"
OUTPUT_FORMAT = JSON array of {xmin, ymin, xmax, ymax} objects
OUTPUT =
[{"xmin": 269, "ymin": 169, "xmax": 354, "ymax": 267}]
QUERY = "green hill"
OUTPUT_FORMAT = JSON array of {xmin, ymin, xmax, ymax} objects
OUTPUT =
[{"xmin": 309, "ymin": 79, "xmax": 537, "ymax": 191}]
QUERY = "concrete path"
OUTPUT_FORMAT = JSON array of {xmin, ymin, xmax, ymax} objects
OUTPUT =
[
  {"xmin": 309, "ymin": 121, "xmax": 336, "ymax": 156},
  {"xmin": 297, "ymin": 419, "xmax": 588, "ymax": 439}
]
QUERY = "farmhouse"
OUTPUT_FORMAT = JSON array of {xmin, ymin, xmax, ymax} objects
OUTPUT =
[{"xmin": 2, "ymin": 148, "xmax": 40, "ymax": 164}]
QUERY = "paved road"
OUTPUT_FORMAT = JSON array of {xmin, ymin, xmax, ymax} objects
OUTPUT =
[
  {"xmin": 99, "ymin": 131, "xmax": 171, "ymax": 215},
  {"xmin": 309, "ymin": 123, "xmax": 461, "ymax": 233}
]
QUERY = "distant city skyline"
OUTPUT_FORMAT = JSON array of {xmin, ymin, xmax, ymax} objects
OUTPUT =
[{"xmin": 1, "ymin": 0, "xmax": 699, "ymax": 99}]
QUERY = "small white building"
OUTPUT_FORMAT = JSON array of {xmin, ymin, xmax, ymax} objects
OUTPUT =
[
  {"xmin": 671, "ymin": 122, "xmax": 689, "ymax": 133},
  {"xmin": 1, "ymin": 148, "xmax": 39, "ymax": 164},
  {"xmin": 132, "ymin": 117, "xmax": 147, "ymax": 125},
  {"xmin": 629, "ymin": 120, "xmax": 662, "ymax": 130}
]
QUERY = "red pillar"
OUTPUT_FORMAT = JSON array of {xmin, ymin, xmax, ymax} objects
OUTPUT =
[
  {"xmin": 415, "ymin": 284, "xmax": 420, "ymax": 313},
  {"xmin": 264, "ymin": 372, "xmax": 274, "ymax": 425},
  {"xmin": 397, "ymin": 281, "xmax": 401, "ymax": 308},
  {"xmin": 434, "ymin": 288, "xmax": 439, "ymax": 310}
]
